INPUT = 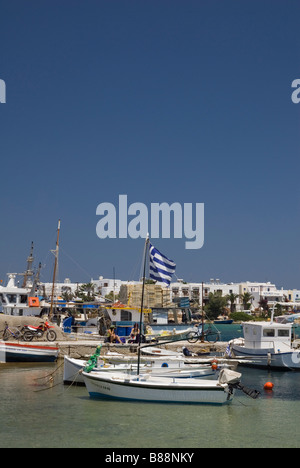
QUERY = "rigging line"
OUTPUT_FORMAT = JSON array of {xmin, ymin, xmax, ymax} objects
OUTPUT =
[
  {"xmin": 59, "ymin": 246, "xmax": 93, "ymax": 281},
  {"xmin": 62, "ymin": 369, "xmax": 83, "ymax": 393},
  {"xmin": 53, "ymin": 369, "xmax": 84, "ymax": 397},
  {"xmin": 33, "ymin": 381, "xmax": 62, "ymax": 393},
  {"xmin": 33, "ymin": 361, "xmax": 64, "ymax": 380}
]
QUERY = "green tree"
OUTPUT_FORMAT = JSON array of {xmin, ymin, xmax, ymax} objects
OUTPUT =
[
  {"xmin": 241, "ymin": 292, "xmax": 254, "ymax": 311},
  {"xmin": 76, "ymin": 283, "xmax": 96, "ymax": 302},
  {"xmin": 226, "ymin": 293, "xmax": 240, "ymax": 314},
  {"xmin": 205, "ymin": 291, "xmax": 228, "ymax": 320}
]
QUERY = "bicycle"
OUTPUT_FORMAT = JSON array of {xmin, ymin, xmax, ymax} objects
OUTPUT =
[
  {"xmin": 1, "ymin": 322, "xmax": 25, "ymax": 341},
  {"xmin": 187, "ymin": 325, "xmax": 221, "ymax": 344}
]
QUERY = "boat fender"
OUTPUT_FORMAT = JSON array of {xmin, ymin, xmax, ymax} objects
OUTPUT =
[
  {"xmin": 161, "ymin": 363, "xmax": 169, "ymax": 367},
  {"xmin": 211, "ymin": 359, "xmax": 218, "ymax": 370}
]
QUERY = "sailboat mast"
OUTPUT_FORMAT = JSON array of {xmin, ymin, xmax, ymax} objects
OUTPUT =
[
  {"xmin": 137, "ymin": 234, "xmax": 150, "ymax": 375},
  {"xmin": 50, "ymin": 220, "xmax": 61, "ymax": 321}
]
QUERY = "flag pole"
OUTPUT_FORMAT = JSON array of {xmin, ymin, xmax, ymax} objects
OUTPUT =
[{"xmin": 137, "ymin": 234, "xmax": 150, "ymax": 376}]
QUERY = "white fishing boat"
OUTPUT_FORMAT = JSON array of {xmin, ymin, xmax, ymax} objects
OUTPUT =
[
  {"xmin": 82, "ymin": 367, "xmax": 242, "ymax": 404},
  {"xmin": 146, "ymin": 326, "xmax": 195, "ymax": 343},
  {"xmin": 227, "ymin": 304, "xmax": 300, "ymax": 370},
  {"xmin": 0, "ymin": 340, "xmax": 59, "ymax": 363},
  {"xmin": 63, "ymin": 354, "xmax": 220, "ymax": 385},
  {"xmin": 141, "ymin": 346, "xmax": 181, "ymax": 357},
  {"xmin": 0, "ymin": 242, "xmax": 50, "ymax": 318}
]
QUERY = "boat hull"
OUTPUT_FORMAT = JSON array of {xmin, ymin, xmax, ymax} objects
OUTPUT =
[
  {"xmin": 214, "ymin": 320, "xmax": 233, "ymax": 325},
  {"xmin": 232, "ymin": 343, "xmax": 300, "ymax": 370},
  {"xmin": 82, "ymin": 371, "xmax": 234, "ymax": 405},
  {"xmin": 0, "ymin": 341, "xmax": 59, "ymax": 363}
]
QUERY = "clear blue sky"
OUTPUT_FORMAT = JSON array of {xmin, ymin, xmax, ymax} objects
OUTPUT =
[{"xmin": 0, "ymin": 0, "xmax": 299, "ymax": 289}]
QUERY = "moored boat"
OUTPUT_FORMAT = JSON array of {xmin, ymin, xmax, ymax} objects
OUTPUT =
[
  {"xmin": 214, "ymin": 316, "xmax": 233, "ymax": 325},
  {"xmin": 0, "ymin": 340, "xmax": 59, "ymax": 363},
  {"xmin": 63, "ymin": 354, "xmax": 220, "ymax": 385},
  {"xmin": 227, "ymin": 307, "xmax": 300, "ymax": 370},
  {"xmin": 82, "ymin": 367, "xmax": 242, "ymax": 404}
]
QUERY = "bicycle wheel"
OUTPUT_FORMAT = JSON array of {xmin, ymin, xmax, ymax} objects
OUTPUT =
[
  {"xmin": 46, "ymin": 330, "xmax": 57, "ymax": 342},
  {"xmin": 2, "ymin": 330, "xmax": 9, "ymax": 341},
  {"xmin": 187, "ymin": 332, "xmax": 199, "ymax": 344},
  {"xmin": 205, "ymin": 332, "xmax": 221, "ymax": 344}
]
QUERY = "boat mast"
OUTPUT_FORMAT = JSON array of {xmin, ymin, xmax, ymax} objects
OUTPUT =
[
  {"xmin": 49, "ymin": 220, "xmax": 61, "ymax": 321},
  {"xmin": 137, "ymin": 234, "xmax": 150, "ymax": 375},
  {"xmin": 22, "ymin": 241, "xmax": 34, "ymax": 288},
  {"xmin": 201, "ymin": 281, "xmax": 205, "ymax": 342}
]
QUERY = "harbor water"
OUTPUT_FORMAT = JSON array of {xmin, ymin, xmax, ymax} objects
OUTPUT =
[{"xmin": 1, "ymin": 324, "xmax": 300, "ymax": 449}]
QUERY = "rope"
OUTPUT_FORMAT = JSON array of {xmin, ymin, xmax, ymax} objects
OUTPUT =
[{"xmin": 33, "ymin": 361, "xmax": 64, "ymax": 381}]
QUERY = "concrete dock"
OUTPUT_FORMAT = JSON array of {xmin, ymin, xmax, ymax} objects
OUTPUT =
[{"xmin": 56, "ymin": 338, "xmax": 228, "ymax": 359}]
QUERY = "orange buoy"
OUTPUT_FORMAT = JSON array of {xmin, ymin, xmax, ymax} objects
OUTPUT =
[
  {"xmin": 211, "ymin": 359, "xmax": 218, "ymax": 370},
  {"xmin": 28, "ymin": 297, "xmax": 40, "ymax": 307},
  {"xmin": 264, "ymin": 382, "xmax": 274, "ymax": 390}
]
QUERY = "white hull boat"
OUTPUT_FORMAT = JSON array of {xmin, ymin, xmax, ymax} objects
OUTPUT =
[
  {"xmin": 82, "ymin": 368, "xmax": 241, "ymax": 404},
  {"xmin": 63, "ymin": 355, "xmax": 220, "ymax": 385},
  {"xmin": 229, "ymin": 338, "xmax": 300, "ymax": 370},
  {"xmin": 0, "ymin": 341, "xmax": 59, "ymax": 363},
  {"xmin": 141, "ymin": 347, "xmax": 181, "ymax": 357},
  {"xmin": 227, "ymin": 312, "xmax": 300, "ymax": 370},
  {"xmin": 151, "ymin": 328, "xmax": 194, "ymax": 342}
]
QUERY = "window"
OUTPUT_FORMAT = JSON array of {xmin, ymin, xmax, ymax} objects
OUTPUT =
[
  {"xmin": 263, "ymin": 329, "xmax": 275, "ymax": 337},
  {"xmin": 278, "ymin": 329, "xmax": 290, "ymax": 337},
  {"xmin": 7, "ymin": 294, "xmax": 17, "ymax": 304},
  {"xmin": 121, "ymin": 310, "xmax": 132, "ymax": 321},
  {"xmin": 20, "ymin": 295, "xmax": 27, "ymax": 304}
]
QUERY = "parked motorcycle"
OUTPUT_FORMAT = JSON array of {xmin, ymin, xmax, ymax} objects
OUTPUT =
[{"xmin": 22, "ymin": 321, "xmax": 57, "ymax": 342}]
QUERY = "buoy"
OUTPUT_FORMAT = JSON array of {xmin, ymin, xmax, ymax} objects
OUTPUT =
[
  {"xmin": 211, "ymin": 359, "xmax": 218, "ymax": 370},
  {"xmin": 264, "ymin": 382, "xmax": 274, "ymax": 390}
]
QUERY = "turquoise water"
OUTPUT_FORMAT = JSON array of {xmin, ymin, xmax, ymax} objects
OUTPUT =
[{"xmin": 1, "ymin": 324, "xmax": 300, "ymax": 449}]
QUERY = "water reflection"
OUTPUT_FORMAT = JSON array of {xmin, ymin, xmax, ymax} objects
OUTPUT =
[{"xmin": 0, "ymin": 362, "xmax": 300, "ymax": 448}]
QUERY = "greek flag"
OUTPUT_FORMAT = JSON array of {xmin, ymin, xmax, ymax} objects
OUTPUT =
[{"xmin": 149, "ymin": 243, "xmax": 176, "ymax": 286}]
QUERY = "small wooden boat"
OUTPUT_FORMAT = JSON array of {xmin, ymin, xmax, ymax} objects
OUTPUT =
[
  {"xmin": 141, "ymin": 347, "xmax": 180, "ymax": 357},
  {"xmin": 0, "ymin": 340, "xmax": 59, "ymax": 363},
  {"xmin": 214, "ymin": 318, "xmax": 233, "ymax": 324},
  {"xmin": 82, "ymin": 368, "xmax": 242, "ymax": 404},
  {"xmin": 152, "ymin": 328, "xmax": 194, "ymax": 342},
  {"xmin": 63, "ymin": 355, "xmax": 220, "ymax": 385}
]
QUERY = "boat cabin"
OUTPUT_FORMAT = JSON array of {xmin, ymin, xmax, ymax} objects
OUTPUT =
[
  {"xmin": 242, "ymin": 321, "xmax": 292, "ymax": 351},
  {"xmin": 0, "ymin": 274, "xmax": 42, "ymax": 317}
]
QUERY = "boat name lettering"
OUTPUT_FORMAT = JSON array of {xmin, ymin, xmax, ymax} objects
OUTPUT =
[
  {"xmin": 98, "ymin": 384, "xmax": 111, "ymax": 391},
  {"xmin": 96, "ymin": 195, "xmax": 204, "ymax": 250}
]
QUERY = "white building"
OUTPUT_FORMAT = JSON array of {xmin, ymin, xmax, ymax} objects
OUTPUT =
[
  {"xmin": 41, "ymin": 278, "xmax": 80, "ymax": 298},
  {"xmin": 170, "ymin": 279, "xmax": 242, "ymax": 309},
  {"xmin": 38, "ymin": 275, "xmax": 300, "ymax": 313},
  {"xmin": 91, "ymin": 276, "xmax": 123, "ymax": 298}
]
